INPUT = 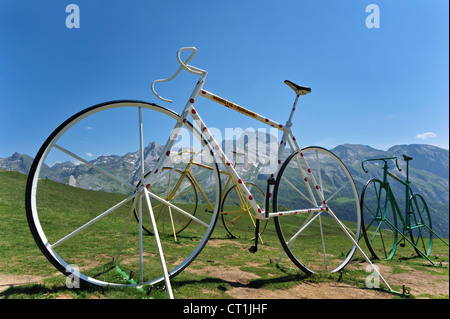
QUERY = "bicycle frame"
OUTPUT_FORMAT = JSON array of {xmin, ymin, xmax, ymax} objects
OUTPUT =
[
  {"xmin": 361, "ymin": 157, "xmax": 441, "ymax": 263},
  {"xmin": 363, "ymin": 157, "xmax": 413, "ymax": 229},
  {"xmin": 146, "ymin": 49, "xmax": 327, "ymax": 221}
]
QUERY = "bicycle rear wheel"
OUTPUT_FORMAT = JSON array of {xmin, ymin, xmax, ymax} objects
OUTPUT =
[
  {"xmin": 273, "ymin": 147, "xmax": 361, "ymax": 274},
  {"xmin": 409, "ymin": 193, "xmax": 432, "ymax": 257},
  {"xmin": 134, "ymin": 167, "xmax": 198, "ymax": 238},
  {"xmin": 26, "ymin": 100, "xmax": 221, "ymax": 288},
  {"xmin": 360, "ymin": 179, "xmax": 399, "ymax": 260}
]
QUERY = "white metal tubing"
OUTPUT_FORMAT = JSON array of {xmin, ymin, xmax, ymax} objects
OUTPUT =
[
  {"xmin": 114, "ymin": 198, "xmax": 138, "ymax": 266},
  {"xmin": 280, "ymin": 175, "xmax": 315, "ymax": 206},
  {"xmin": 143, "ymin": 74, "xmax": 207, "ymax": 189},
  {"xmin": 151, "ymin": 48, "xmax": 201, "ymax": 102},
  {"xmin": 138, "ymin": 107, "xmax": 146, "ymax": 185},
  {"xmin": 288, "ymin": 136, "xmax": 326, "ymax": 205},
  {"xmin": 51, "ymin": 192, "xmax": 139, "ymax": 248},
  {"xmin": 286, "ymin": 137, "xmax": 318, "ymax": 207},
  {"xmin": 268, "ymin": 206, "xmax": 325, "ymax": 218},
  {"xmin": 138, "ymin": 107, "xmax": 145, "ymax": 284},
  {"xmin": 189, "ymin": 105, "xmax": 265, "ymax": 220},
  {"xmin": 200, "ymin": 90, "xmax": 286, "ymax": 132},
  {"xmin": 176, "ymin": 47, "xmax": 207, "ymax": 75},
  {"xmin": 138, "ymin": 195, "xmax": 144, "ymax": 283},
  {"xmin": 326, "ymin": 207, "xmax": 393, "ymax": 291},
  {"xmin": 146, "ymin": 189, "xmax": 209, "ymax": 228},
  {"xmin": 143, "ymin": 188, "xmax": 174, "ymax": 299}
]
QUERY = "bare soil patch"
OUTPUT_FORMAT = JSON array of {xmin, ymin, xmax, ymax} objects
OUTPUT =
[
  {"xmin": 0, "ymin": 274, "xmax": 44, "ymax": 293},
  {"xmin": 186, "ymin": 256, "xmax": 448, "ymax": 299}
]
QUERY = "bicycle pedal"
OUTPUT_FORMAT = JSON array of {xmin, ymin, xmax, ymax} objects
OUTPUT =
[
  {"xmin": 248, "ymin": 246, "xmax": 258, "ymax": 253},
  {"xmin": 400, "ymin": 243, "xmax": 406, "ymax": 247}
]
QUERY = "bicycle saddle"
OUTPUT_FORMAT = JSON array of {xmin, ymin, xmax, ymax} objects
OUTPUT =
[
  {"xmin": 403, "ymin": 155, "xmax": 413, "ymax": 161},
  {"xmin": 284, "ymin": 80, "xmax": 311, "ymax": 95}
]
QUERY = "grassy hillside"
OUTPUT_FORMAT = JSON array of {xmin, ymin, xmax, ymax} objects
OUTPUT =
[{"xmin": 0, "ymin": 171, "xmax": 448, "ymax": 300}]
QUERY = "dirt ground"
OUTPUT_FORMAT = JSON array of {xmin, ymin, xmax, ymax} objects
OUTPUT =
[
  {"xmin": 0, "ymin": 274, "xmax": 44, "ymax": 294},
  {"xmin": 185, "ymin": 262, "xmax": 448, "ymax": 299},
  {"xmin": 1, "ymin": 257, "xmax": 447, "ymax": 299}
]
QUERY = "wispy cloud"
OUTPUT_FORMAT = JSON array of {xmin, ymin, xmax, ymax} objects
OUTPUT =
[
  {"xmin": 86, "ymin": 126, "xmax": 93, "ymax": 130},
  {"xmin": 416, "ymin": 132, "xmax": 437, "ymax": 140},
  {"xmin": 85, "ymin": 152, "xmax": 93, "ymax": 157}
]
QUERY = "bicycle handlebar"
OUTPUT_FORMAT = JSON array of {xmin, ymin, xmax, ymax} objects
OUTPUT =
[
  {"xmin": 361, "ymin": 157, "xmax": 402, "ymax": 173},
  {"xmin": 151, "ymin": 47, "xmax": 207, "ymax": 103}
]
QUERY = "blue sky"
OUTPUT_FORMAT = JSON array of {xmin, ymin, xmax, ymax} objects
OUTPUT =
[{"xmin": 1, "ymin": 0, "xmax": 448, "ymax": 161}]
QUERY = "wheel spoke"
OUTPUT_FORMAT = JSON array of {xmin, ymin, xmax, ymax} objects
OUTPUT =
[
  {"xmin": 274, "ymin": 147, "xmax": 362, "ymax": 274},
  {"xmin": 325, "ymin": 181, "xmax": 350, "ymax": 203},
  {"xmin": 53, "ymin": 144, "xmax": 136, "ymax": 191},
  {"xmin": 51, "ymin": 192, "xmax": 139, "ymax": 248},
  {"xmin": 281, "ymin": 175, "xmax": 315, "ymax": 206},
  {"xmin": 27, "ymin": 101, "xmax": 221, "ymax": 289},
  {"xmin": 146, "ymin": 190, "xmax": 209, "ymax": 228}
]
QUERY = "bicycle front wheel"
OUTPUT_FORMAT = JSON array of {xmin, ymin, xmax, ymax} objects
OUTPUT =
[
  {"xmin": 360, "ymin": 179, "xmax": 398, "ymax": 260},
  {"xmin": 273, "ymin": 147, "xmax": 361, "ymax": 274},
  {"xmin": 221, "ymin": 182, "xmax": 267, "ymax": 240},
  {"xmin": 26, "ymin": 100, "xmax": 221, "ymax": 288}
]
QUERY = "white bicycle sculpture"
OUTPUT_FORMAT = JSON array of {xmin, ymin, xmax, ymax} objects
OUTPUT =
[{"xmin": 26, "ymin": 47, "xmax": 393, "ymax": 298}]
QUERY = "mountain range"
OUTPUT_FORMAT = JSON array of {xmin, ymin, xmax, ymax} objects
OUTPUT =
[{"xmin": 1, "ymin": 133, "xmax": 448, "ymax": 237}]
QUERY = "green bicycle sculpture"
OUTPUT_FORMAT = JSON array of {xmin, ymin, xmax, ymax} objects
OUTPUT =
[{"xmin": 360, "ymin": 155, "xmax": 448, "ymax": 264}]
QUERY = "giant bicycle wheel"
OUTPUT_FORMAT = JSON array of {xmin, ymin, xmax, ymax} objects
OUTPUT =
[
  {"xmin": 26, "ymin": 100, "xmax": 221, "ymax": 288},
  {"xmin": 409, "ymin": 193, "xmax": 432, "ymax": 257},
  {"xmin": 221, "ymin": 182, "xmax": 267, "ymax": 240},
  {"xmin": 360, "ymin": 179, "xmax": 399, "ymax": 260},
  {"xmin": 273, "ymin": 146, "xmax": 361, "ymax": 274}
]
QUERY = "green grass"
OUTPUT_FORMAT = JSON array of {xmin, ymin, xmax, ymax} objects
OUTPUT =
[{"xmin": 0, "ymin": 170, "xmax": 448, "ymax": 299}]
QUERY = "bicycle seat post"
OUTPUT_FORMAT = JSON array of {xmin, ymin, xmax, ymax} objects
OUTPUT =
[
  {"xmin": 381, "ymin": 160, "xmax": 389, "ymax": 184},
  {"xmin": 402, "ymin": 155, "xmax": 412, "ymax": 184},
  {"xmin": 284, "ymin": 80, "xmax": 311, "ymax": 128}
]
